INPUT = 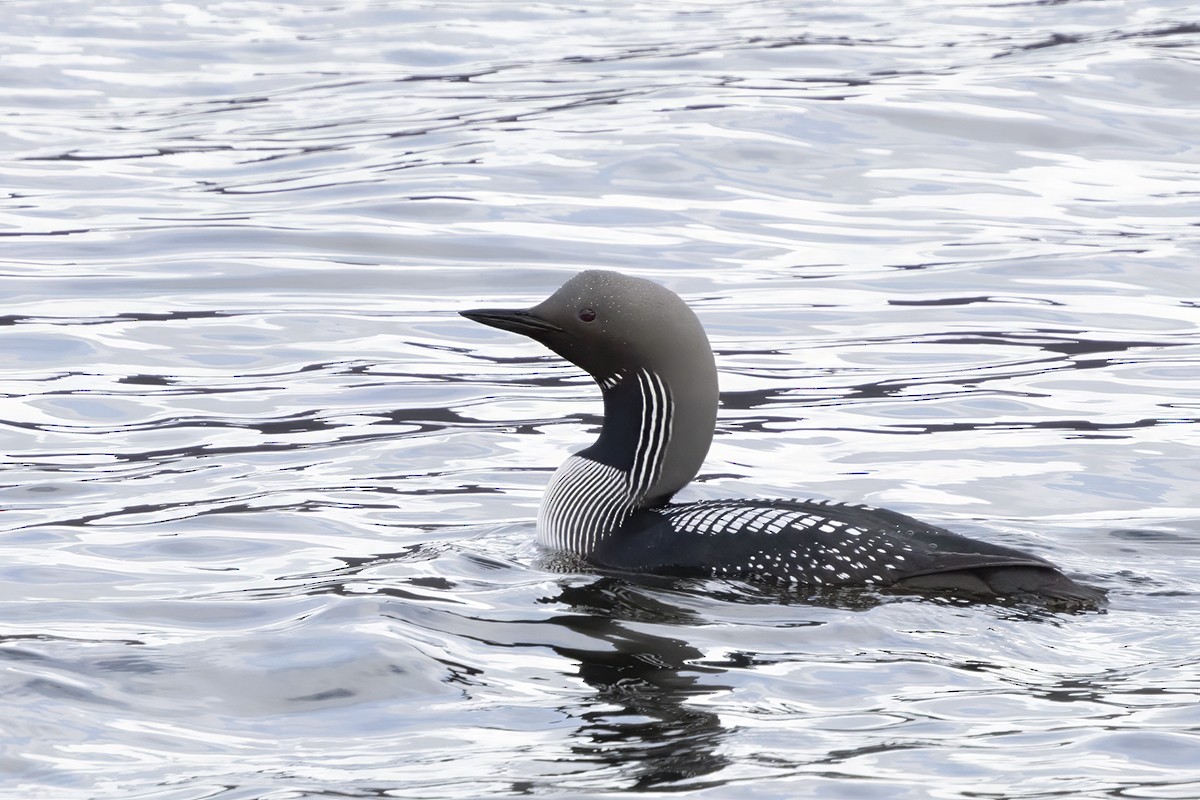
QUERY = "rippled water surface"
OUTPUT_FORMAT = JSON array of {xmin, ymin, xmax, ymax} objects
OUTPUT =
[{"xmin": 3, "ymin": 1, "xmax": 1200, "ymax": 798}]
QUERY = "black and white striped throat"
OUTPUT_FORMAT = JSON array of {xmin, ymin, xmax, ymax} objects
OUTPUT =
[
  {"xmin": 537, "ymin": 368, "xmax": 675, "ymax": 554},
  {"xmin": 628, "ymin": 368, "xmax": 673, "ymax": 503}
]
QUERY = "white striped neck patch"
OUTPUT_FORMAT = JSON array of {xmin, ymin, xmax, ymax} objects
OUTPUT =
[{"xmin": 537, "ymin": 368, "xmax": 674, "ymax": 555}]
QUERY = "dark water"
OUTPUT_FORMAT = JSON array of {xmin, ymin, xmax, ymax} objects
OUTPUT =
[{"xmin": 3, "ymin": 1, "xmax": 1200, "ymax": 798}]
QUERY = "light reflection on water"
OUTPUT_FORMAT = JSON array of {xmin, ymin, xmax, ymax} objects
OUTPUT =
[{"xmin": 2, "ymin": 1, "xmax": 1200, "ymax": 798}]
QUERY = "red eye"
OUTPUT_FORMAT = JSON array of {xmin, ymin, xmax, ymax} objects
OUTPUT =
[{"xmin": 578, "ymin": 308, "xmax": 596, "ymax": 322}]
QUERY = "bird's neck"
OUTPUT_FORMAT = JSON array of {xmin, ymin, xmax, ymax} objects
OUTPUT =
[
  {"xmin": 536, "ymin": 366, "xmax": 717, "ymax": 555},
  {"xmin": 582, "ymin": 368, "xmax": 678, "ymax": 506}
]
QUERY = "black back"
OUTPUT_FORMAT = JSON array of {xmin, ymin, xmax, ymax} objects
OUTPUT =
[{"xmin": 591, "ymin": 498, "xmax": 1104, "ymax": 604}]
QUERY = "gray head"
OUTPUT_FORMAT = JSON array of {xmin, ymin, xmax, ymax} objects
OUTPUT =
[{"xmin": 461, "ymin": 270, "xmax": 718, "ymax": 503}]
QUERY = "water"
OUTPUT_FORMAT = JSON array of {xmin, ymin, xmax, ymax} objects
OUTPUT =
[{"xmin": 3, "ymin": 1, "xmax": 1199, "ymax": 797}]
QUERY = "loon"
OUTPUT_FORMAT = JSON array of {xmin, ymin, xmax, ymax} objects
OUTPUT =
[{"xmin": 461, "ymin": 270, "xmax": 1104, "ymax": 605}]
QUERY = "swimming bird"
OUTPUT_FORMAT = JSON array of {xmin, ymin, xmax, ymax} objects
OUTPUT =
[{"xmin": 461, "ymin": 270, "xmax": 1104, "ymax": 605}]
